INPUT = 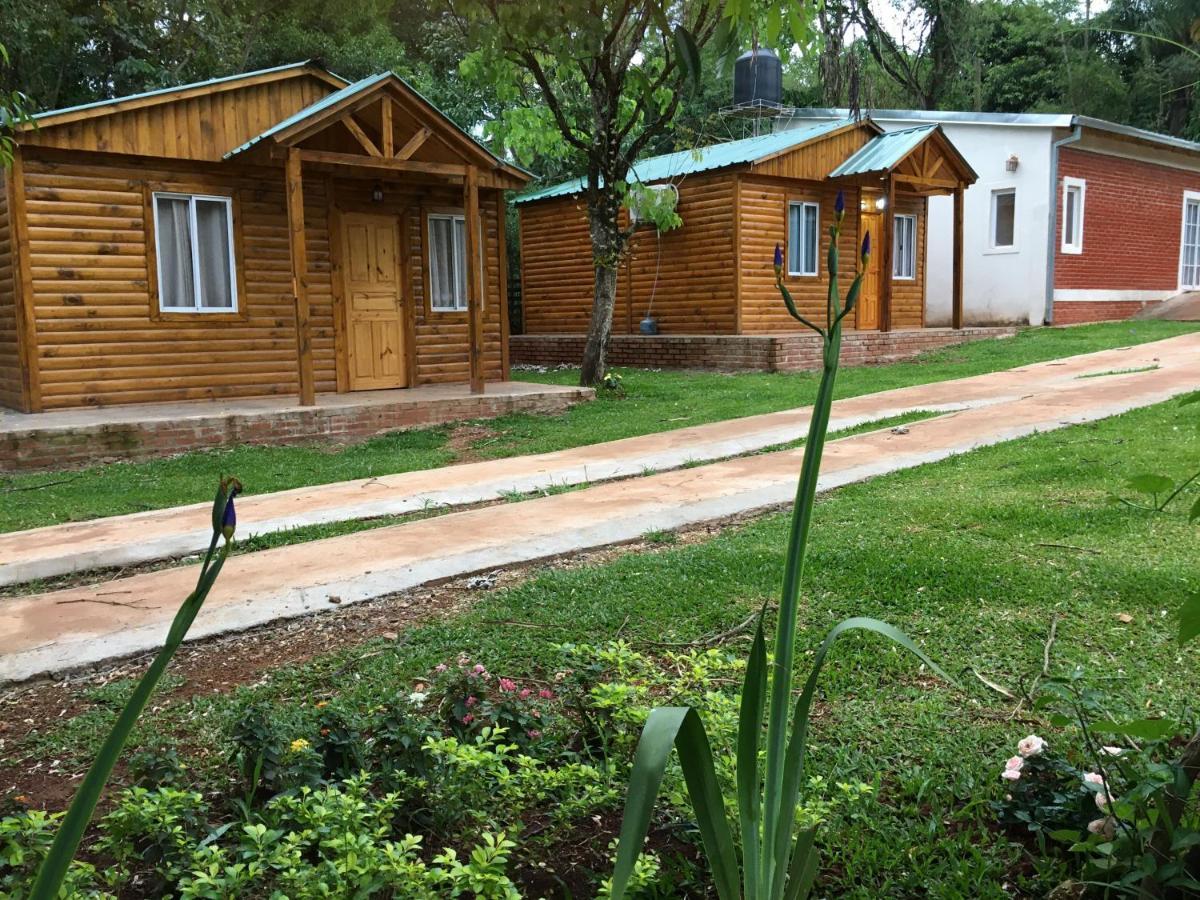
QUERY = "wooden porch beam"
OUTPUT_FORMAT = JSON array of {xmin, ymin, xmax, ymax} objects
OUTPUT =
[
  {"xmin": 6, "ymin": 147, "xmax": 42, "ymax": 413},
  {"xmin": 380, "ymin": 98, "xmax": 393, "ymax": 157},
  {"xmin": 341, "ymin": 115, "xmax": 382, "ymax": 157},
  {"xmin": 296, "ymin": 149, "xmax": 465, "ymax": 178},
  {"xmin": 880, "ymin": 176, "xmax": 895, "ymax": 333},
  {"xmin": 894, "ymin": 173, "xmax": 959, "ymax": 189},
  {"xmin": 285, "ymin": 147, "xmax": 316, "ymax": 406},
  {"xmin": 952, "ymin": 186, "xmax": 964, "ymax": 330},
  {"xmin": 464, "ymin": 165, "xmax": 484, "ymax": 394},
  {"xmin": 395, "ymin": 126, "xmax": 431, "ymax": 160}
]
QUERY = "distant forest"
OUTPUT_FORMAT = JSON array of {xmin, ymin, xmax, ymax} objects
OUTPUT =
[{"xmin": 1, "ymin": 0, "xmax": 1196, "ymax": 173}]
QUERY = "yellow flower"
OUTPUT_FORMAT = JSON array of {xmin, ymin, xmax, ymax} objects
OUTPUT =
[{"xmin": 289, "ymin": 738, "xmax": 310, "ymax": 753}]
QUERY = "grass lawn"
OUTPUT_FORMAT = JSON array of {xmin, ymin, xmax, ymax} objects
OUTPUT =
[
  {"xmin": 12, "ymin": 393, "xmax": 1199, "ymax": 896},
  {"xmin": 1, "ymin": 319, "xmax": 1195, "ymax": 534}
]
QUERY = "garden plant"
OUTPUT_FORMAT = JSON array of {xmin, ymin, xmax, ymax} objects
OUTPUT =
[{"xmin": 609, "ymin": 193, "xmax": 952, "ymax": 899}]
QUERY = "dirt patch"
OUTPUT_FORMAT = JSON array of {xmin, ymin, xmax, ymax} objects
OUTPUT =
[{"xmin": 445, "ymin": 422, "xmax": 503, "ymax": 463}]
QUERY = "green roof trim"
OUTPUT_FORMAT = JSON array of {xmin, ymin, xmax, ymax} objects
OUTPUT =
[
  {"xmin": 31, "ymin": 61, "xmax": 341, "ymax": 123},
  {"xmin": 828, "ymin": 124, "xmax": 939, "ymax": 178},
  {"xmin": 513, "ymin": 118, "xmax": 857, "ymax": 205}
]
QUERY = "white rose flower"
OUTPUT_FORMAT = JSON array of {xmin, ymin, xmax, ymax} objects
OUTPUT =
[{"xmin": 1017, "ymin": 735, "xmax": 1046, "ymax": 758}]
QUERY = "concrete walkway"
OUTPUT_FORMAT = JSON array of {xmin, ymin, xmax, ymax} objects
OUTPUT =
[
  {"xmin": 2, "ymin": 335, "xmax": 1192, "ymax": 587},
  {"xmin": 2, "ymin": 333, "xmax": 1198, "ymax": 682}
]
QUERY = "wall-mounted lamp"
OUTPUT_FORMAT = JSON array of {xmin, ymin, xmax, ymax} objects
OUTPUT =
[
  {"xmin": 1005, "ymin": 154, "xmax": 1019, "ymax": 172},
  {"xmin": 875, "ymin": 196, "xmax": 887, "ymax": 211},
  {"xmin": 371, "ymin": 182, "xmax": 385, "ymax": 204}
]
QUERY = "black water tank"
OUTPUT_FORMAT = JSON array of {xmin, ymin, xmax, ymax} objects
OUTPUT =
[{"xmin": 733, "ymin": 48, "xmax": 782, "ymax": 107}]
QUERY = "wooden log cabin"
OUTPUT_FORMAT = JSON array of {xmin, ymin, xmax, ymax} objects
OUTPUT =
[
  {"xmin": 0, "ymin": 61, "xmax": 530, "ymax": 413},
  {"xmin": 515, "ymin": 118, "xmax": 977, "ymax": 342}
]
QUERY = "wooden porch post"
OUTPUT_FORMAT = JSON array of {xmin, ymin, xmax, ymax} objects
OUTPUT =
[
  {"xmin": 7, "ymin": 146, "xmax": 42, "ymax": 413},
  {"xmin": 952, "ymin": 186, "xmax": 964, "ymax": 330},
  {"xmin": 497, "ymin": 191, "xmax": 512, "ymax": 381},
  {"xmin": 880, "ymin": 176, "xmax": 895, "ymax": 333},
  {"xmin": 285, "ymin": 147, "xmax": 315, "ymax": 406},
  {"xmin": 464, "ymin": 165, "xmax": 484, "ymax": 394}
]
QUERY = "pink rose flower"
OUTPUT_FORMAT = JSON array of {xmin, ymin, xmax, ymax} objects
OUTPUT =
[
  {"xmin": 1001, "ymin": 756, "xmax": 1024, "ymax": 781},
  {"xmin": 1087, "ymin": 817, "xmax": 1115, "ymax": 838},
  {"xmin": 519, "ymin": 689, "xmax": 532, "ymax": 700},
  {"xmin": 499, "ymin": 678, "xmax": 517, "ymax": 693},
  {"xmin": 1083, "ymin": 772, "xmax": 1105, "ymax": 787},
  {"xmin": 434, "ymin": 663, "xmax": 448, "ymax": 673},
  {"xmin": 473, "ymin": 664, "xmax": 486, "ymax": 674},
  {"xmin": 1017, "ymin": 735, "xmax": 1046, "ymax": 758},
  {"xmin": 465, "ymin": 695, "xmax": 478, "ymax": 707},
  {"xmin": 539, "ymin": 688, "xmax": 554, "ymax": 700},
  {"xmin": 1095, "ymin": 791, "xmax": 1115, "ymax": 812},
  {"xmin": 526, "ymin": 729, "xmax": 542, "ymax": 739},
  {"xmin": 462, "ymin": 713, "xmax": 475, "ymax": 724}
]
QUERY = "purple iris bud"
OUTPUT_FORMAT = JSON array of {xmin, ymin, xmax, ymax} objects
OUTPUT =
[
  {"xmin": 773, "ymin": 243, "xmax": 783, "ymax": 270},
  {"xmin": 861, "ymin": 232, "xmax": 871, "ymax": 260},
  {"xmin": 835, "ymin": 191, "xmax": 845, "ymax": 216},
  {"xmin": 221, "ymin": 485, "xmax": 240, "ymax": 539}
]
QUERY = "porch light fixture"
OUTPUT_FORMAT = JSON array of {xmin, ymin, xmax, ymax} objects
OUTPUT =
[
  {"xmin": 875, "ymin": 196, "xmax": 887, "ymax": 210},
  {"xmin": 371, "ymin": 182, "xmax": 385, "ymax": 203},
  {"xmin": 1006, "ymin": 154, "xmax": 1019, "ymax": 172}
]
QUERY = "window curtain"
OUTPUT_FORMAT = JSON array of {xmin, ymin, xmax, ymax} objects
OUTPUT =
[
  {"xmin": 453, "ymin": 218, "xmax": 467, "ymax": 309},
  {"xmin": 429, "ymin": 217, "xmax": 454, "ymax": 309},
  {"xmin": 155, "ymin": 196, "xmax": 195, "ymax": 308},
  {"xmin": 195, "ymin": 199, "xmax": 233, "ymax": 308}
]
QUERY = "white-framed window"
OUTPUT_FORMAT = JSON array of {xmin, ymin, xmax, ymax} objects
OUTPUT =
[
  {"xmin": 428, "ymin": 212, "xmax": 485, "ymax": 312},
  {"xmin": 989, "ymin": 188, "xmax": 1017, "ymax": 250},
  {"xmin": 787, "ymin": 201, "xmax": 819, "ymax": 276},
  {"xmin": 152, "ymin": 192, "xmax": 237, "ymax": 312},
  {"xmin": 1181, "ymin": 191, "xmax": 1200, "ymax": 290},
  {"xmin": 893, "ymin": 214, "xmax": 916, "ymax": 280},
  {"xmin": 1061, "ymin": 177, "xmax": 1085, "ymax": 254}
]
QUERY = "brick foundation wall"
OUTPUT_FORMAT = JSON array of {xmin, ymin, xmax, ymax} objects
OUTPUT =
[
  {"xmin": 1053, "ymin": 300, "xmax": 1164, "ymax": 325},
  {"xmin": 511, "ymin": 328, "xmax": 1018, "ymax": 373},
  {"xmin": 1, "ymin": 388, "xmax": 592, "ymax": 472}
]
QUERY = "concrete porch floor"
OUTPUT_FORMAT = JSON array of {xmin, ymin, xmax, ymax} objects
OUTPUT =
[{"xmin": 0, "ymin": 381, "xmax": 593, "ymax": 471}]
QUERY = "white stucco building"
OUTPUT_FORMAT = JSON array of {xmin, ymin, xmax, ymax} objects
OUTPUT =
[{"xmin": 779, "ymin": 109, "xmax": 1200, "ymax": 326}]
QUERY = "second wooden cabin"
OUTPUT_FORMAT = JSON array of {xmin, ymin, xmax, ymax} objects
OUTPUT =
[{"xmin": 515, "ymin": 118, "xmax": 976, "ymax": 340}]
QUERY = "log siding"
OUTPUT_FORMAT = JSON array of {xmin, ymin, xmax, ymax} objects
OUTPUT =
[
  {"xmin": 12, "ymin": 150, "xmax": 504, "ymax": 410},
  {"xmin": 0, "ymin": 175, "xmax": 20, "ymax": 410}
]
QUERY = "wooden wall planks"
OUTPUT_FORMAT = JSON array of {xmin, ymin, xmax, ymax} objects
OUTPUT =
[
  {"xmin": 22, "ymin": 74, "xmax": 335, "ymax": 162},
  {"xmin": 13, "ymin": 150, "xmax": 505, "ymax": 410}
]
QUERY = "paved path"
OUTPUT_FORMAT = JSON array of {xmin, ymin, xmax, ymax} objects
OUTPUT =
[
  {"xmin": 2, "ymin": 336, "xmax": 1191, "ymax": 587},
  {"xmin": 2, "ymin": 333, "xmax": 1198, "ymax": 682}
]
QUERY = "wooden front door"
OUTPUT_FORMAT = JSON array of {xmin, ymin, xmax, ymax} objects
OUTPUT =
[
  {"xmin": 342, "ymin": 213, "xmax": 407, "ymax": 390},
  {"xmin": 856, "ymin": 211, "xmax": 882, "ymax": 331}
]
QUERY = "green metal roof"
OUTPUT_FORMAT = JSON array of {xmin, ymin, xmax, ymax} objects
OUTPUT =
[
  {"xmin": 31, "ymin": 61, "xmax": 340, "ymax": 123},
  {"xmin": 828, "ymin": 124, "xmax": 938, "ymax": 177},
  {"xmin": 513, "ymin": 118, "xmax": 856, "ymax": 205}
]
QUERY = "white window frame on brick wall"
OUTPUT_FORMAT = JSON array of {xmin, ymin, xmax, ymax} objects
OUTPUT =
[
  {"xmin": 987, "ymin": 187, "xmax": 1017, "ymax": 253},
  {"xmin": 1181, "ymin": 191, "xmax": 1200, "ymax": 291},
  {"xmin": 893, "ymin": 214, "xmax": 916, "ymax": 280},
  {"xmin": 1061, "ymin": 177, "xmax": 1085, "ymax": 255}
]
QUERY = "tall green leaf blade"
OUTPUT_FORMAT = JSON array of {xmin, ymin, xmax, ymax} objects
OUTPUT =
[
  {"xmin": 610, "ymin": 707, "xmax": 740, "ymax": 900},
  {"xmin": 737, "ymin": 615, "xmax": 769, "ymax": 900},
  {"xmin": 782, "ymin": 828, "xmax": 819, "ymax": 900},
  {"xmin": 769, "ymin": 618, "xmax": 954, "ymax": 900}
]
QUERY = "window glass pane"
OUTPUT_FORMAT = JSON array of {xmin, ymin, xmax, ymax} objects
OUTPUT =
[
  {"xmin": 453, "ymin": 218, "xmax": 467, "ymax": 309},
  {"xmin": 195, "ymin": 199, "xmax": 233, "ymax": 308},
  {"xmin": 894, "ymin": 216, "xmax": 915, "ymax": 278},
  {"xmin": 1064, "ymin": 189, "xmax": 1077, "ymax": 246},
  {"xmin": 429, "ymin": 217, "xmax": 454, "ymax": 308},
  {"xmin": 993, "ymin": 191, "xmax": 1015, "ymax": 247},
  {"xmin": 155, "ymin": 196, "xmax": 196, "ymax": 308},
  {"xmin": 787, "ymin": 204, "xmax": 803, "ymax": 273},
  {"xmin": 803, "ymin": 204, "xmax": 818, "ymax": 274}
]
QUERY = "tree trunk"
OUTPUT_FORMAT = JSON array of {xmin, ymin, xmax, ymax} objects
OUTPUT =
[{"xmin": 579, "ymin": 199, "xmax": 624, "ymax": 387}]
